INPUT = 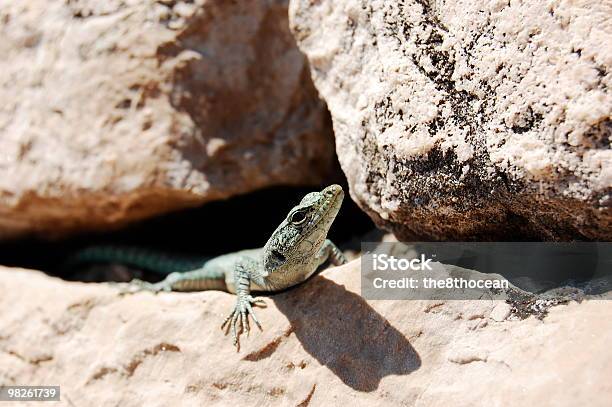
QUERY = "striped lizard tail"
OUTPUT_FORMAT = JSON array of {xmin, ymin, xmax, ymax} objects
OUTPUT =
[{"xmin": 63, "ymin": 245, "xmax": 209, "ymax": 275}]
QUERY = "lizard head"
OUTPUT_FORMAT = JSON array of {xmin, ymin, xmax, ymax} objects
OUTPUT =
[{"xmin": 262, "ymin": 184, "xmax": 344, "ymax": 276}]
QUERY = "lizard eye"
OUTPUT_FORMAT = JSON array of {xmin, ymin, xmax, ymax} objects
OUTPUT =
[{"xmin": 289, "ymin": 210, "xmax": 308, "ymax": 225}]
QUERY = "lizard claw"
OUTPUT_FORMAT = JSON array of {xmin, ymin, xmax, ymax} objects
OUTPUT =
[
  {"xmin": 116, "ymin": 279, "xmax": 147, "ymax": 295},
  {"xmin": 221, "ymin": 295, "xmax": 266, "ymax": 347},
  {"xmin": 115, "ymin": 279, "xmax": 166, "ymax": 295}
]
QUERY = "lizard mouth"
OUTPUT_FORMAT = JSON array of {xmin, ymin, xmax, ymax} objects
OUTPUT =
[
  {"xmin": 317, "ymin": 185, "xmax": 344, "ymax": 223},
  {"xmin": 323, "ymin": 184, "xmax": 344, "ymax": 202}
]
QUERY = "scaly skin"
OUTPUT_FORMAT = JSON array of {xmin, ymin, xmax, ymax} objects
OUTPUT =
[{"xmin": 70, "ymin": 185, "xmax": 347, "ymax": 346}]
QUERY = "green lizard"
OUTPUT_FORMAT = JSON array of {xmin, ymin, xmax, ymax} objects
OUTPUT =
[{"xmin": 68, "ymin": 184, "xmax": 347, "ymax": 346}]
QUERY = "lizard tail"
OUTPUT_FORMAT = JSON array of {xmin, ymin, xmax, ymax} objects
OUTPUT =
[{"xmin": 62, "ymin": 245, "xmax": 208, "ymax": 275}]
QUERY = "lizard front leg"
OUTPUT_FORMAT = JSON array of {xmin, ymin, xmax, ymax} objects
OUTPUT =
[
  {"xmin": 315, "ymin": 239, "xmax": 348, "ymax": 267},
  {"xmin": 221, "ymin": 261, "xmax": 266, "ymax": 347}
]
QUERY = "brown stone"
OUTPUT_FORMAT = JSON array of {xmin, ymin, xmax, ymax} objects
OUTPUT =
[
  {"xmin": 0, "ymin": 0, "xmax": 335, "ymax": 239},
  {"xmin": 1, "ymin": 262, "xmax": 610, "ymax": 405},
  {"xmin": 290, "ymin": 0, "xmax": 612, "ymax": 240}
]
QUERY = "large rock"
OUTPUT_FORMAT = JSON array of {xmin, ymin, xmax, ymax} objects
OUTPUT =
[
  {"xmin": 1, "ymin": 263, "xmax": 610, "ymax": 405},
  {"xmin": 0, "ymin": 0, "xmax": 335, "ymax": 239},
  {"xmin": 290, "ymin": 0, "xmax": 612, "ymax": 240}
]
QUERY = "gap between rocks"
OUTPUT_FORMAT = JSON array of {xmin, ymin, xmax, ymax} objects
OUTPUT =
[{"xmin": 0, "ymin": 184, "xmax": 377, "ymax": 283}]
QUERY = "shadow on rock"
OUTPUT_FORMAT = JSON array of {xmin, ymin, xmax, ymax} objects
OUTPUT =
[{"xmin": 268, "ymin": 275, "xmax": 421, "ymax": 392}]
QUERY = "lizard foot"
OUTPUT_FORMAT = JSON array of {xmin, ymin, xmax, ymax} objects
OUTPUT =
[
  {"xmin": 221, "ymin": 295, "xmax": 266, "ymax": 348},
  {"xmin": 115, "ymin": 279, "xmax": 170, "ymax": 295}
]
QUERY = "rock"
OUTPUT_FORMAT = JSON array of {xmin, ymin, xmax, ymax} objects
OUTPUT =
[
  {"xmin": 1, "ymin": 262, "xmax": 610, "ymax": 405},
  {"xmin": 290, "ymin": 0, "xmax": 612, "ymax": 240},
  {"xmin": 0, "ymin": 0, "xmax": 335, "ymax": 239}
]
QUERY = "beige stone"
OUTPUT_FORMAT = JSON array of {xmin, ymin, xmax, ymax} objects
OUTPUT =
[
  {"xmin": 0, "ymin": 0, "xmax": 335, "ymax": 239},
  {"xmin": 1, "ymin": 261, "xmax": 610, "ymax": 406},
  {"xmin": 290, "ymin": 0, "xmax": 612, "ymax": 240}
]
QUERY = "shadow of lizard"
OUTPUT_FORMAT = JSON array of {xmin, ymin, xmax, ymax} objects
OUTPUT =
[{"xmin": 246, "ymin": 275, "xmax": 421, "ymax": 392}]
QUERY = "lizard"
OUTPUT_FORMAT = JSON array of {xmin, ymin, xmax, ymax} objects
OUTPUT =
[{"xmin": 67, "ymin": 184, "xmax": 347, "ymax": 346}]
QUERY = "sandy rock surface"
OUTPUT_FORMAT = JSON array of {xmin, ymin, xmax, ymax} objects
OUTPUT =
[
  {"xmin": 1, "ymin": 262, "xmax": 610, "ymax": 406},
  {"xmin": 0, "ymin": 0, "xmax": 335, "ymax": 239},
  {"xmin": 290, "ymin": 0, "xmax": 612, "ymax": 240}
]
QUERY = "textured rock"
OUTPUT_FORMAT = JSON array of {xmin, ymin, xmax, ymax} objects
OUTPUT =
[
  {"xmin": 0, "ymin": 0, "xmax": 335, "ymax": 239},
  {"xmin": 290, "ymin": 0, "xmax": 612, "ymax": 240},
  {"xmin": 1, "ymin": 263, "xmax": 611, "ymax": 406}
]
